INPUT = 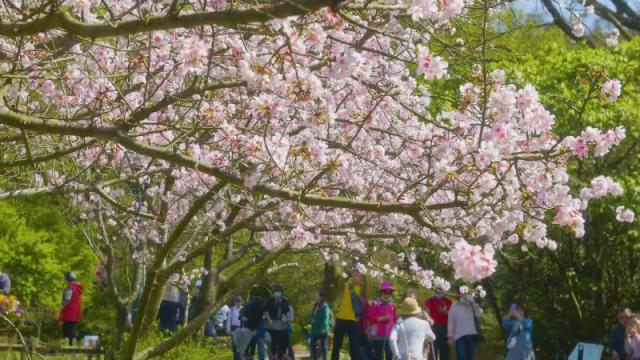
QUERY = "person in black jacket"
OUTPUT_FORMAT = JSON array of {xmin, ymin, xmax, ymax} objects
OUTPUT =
[
  {"xmin": 242, "ymin": 297, "xmax": 267, "ymax": 360},
  {"xmin": 265, "ymin": 285, "xmax": 291, "ymax": 359}
]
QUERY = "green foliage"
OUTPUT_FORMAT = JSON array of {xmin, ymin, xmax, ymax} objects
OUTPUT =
[
  {"xmin": 136, "ymin": 330, "xmax": 232, "ymax": 360},
  {"xmin": 0, "ymin": 197, "xmax": 99, "ymax": 339}
]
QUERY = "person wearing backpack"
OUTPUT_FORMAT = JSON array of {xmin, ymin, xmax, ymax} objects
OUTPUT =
[
  {"xmin": 502, "ymin": 304, "xmax": 534, "ymax": 360},
  {"xmin": 367, "ymin": 280, "xmax": 397, "ymax": 360},
  {"xmin": 331, "ymin": 272, "xmax": 367, "ymax": 360},
  {"xmin": 310, "ymin": 292, "xmax": 332, "ymax": 360}
]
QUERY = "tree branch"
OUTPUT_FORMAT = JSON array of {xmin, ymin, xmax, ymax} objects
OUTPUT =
[
  {"xmin": 0, "ymin": 0, "xmax": 338, "ymax": 38},
  {"xmin": 0, "ymin": 109, "xmax": 467, "ymax": 217}
]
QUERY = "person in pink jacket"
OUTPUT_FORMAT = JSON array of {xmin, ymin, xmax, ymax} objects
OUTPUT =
[{"xmin": 367, "ymin": 280, "xmax": 397, "ymax": 360}]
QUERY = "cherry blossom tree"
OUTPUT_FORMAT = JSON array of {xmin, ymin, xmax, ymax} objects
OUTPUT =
[{"xmin": 0, "ymin": 0, "xmax": 631, "ymax": 358}]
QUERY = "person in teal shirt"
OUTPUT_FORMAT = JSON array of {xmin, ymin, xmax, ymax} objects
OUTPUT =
[{"xmin": 310, "ymin": 292, "xmax": 332, "ymax": 360}]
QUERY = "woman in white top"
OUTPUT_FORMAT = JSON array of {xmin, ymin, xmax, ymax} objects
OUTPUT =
[
  {"xmin": 447, "ymin": 294, "xmax": 483, "ymax": 360},
  {"xmin": 390, "ymin": 297, "xmax": 436, "ymax": 360}
]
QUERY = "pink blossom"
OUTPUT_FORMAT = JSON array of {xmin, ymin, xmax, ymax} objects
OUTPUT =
[
  {"xmin": 416, "ymin": 45, "xmax": 448, "ymax": 80},
  {"xmin": 515, "ymin": 84, "xmax": 539, "ymax": 110},
  {"xmin": 40, "ymin": 80, "xmax": 56, "ymax": 97},
  {"xmin": 606, "ymin": 29, "xmax": 620, "ymax": 47},
  {"xmin": 553, "ymin": 206, "xmax": 585, "ymax": 237},
  {"xmin": 449, "ymin": 241, "xmax": 497, "ymax": 283},
  {"xmin": 616, "ymin": 206, "xmax": 635, "ymax": 223},
  {"xmin": 179, "ymin": 38, "xmax": 208, "ymax": 74},
  {"xmin": 409, "ymin": 0, "xmax": 438, "ymax": 21},
  {"xmin": 602, "ymin": 79, "xmax": 622, "ymax": 102},
  {"xmin": 590, "ymin": 176, "xmax": 610, "ymax": 197},
  {"xmin": 490, "ymin": 69, "xmax": 506, "ymax": 86},
  {"xmin": 438, "ymin": 0, "xmax": 465, "ymax": 22},
  {"xmin": 66, "ymin": 0, "xmax": 92, "ymax": 12},
  {"xmin": 572, "ymin": 137, "xmax": 588, "ymax": 158},
  {"xmin": 521, "ymin": 105, "xmax": 554, "ymax": 134},
  {"xmin": 329, "ymin": 49, "xmax": 361, "ymax": 79}
]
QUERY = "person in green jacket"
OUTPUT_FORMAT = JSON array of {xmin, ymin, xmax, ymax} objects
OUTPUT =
[{"xmin": 310, "ymin": 292, "xmax": 332, "ymax": 360}]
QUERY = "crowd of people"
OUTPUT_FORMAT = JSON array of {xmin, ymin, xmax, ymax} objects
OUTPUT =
[
  {"xmin": 5, "ymin": 268, "xmax": 639, "ymax": 360},
  {"xmin": 204, "ymin": 272, "xmax": 498, "ymax": 360}
]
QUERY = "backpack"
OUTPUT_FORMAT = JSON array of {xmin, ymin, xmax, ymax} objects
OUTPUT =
[{"xmin": 349, "ymin": 285, "xmax": 363, "ymax": 321}]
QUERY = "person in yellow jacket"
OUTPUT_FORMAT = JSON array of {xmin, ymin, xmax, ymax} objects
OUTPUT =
[{"xmin": 331, "ymin": 272, "xmax": 367, "ymax": 360}]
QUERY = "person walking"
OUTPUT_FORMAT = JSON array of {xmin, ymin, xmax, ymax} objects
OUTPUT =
[
  {"xmin": 242, "ymin": 297, "xmax": 267, "ymax": 360},
  {"xmin": 158, "ymin": 274, "xmax": 181, "ymax": 333},
  {"xmin": 59, "ymin": 272, "xmax": 83, "ymax": 345},
  {"xmin": 425, "ymin": 286, "xmax": 452, "ymax": 360},
  {"xmin": 228, "ymin": 296, "xmax": 245, "ymax": 360},
  {"xmin": 310, "ymin": 292, "xmax": 331, "ymax": 360},
  {"xmin": 502, "ymin": 304, "xmax": 534, "ymax": 360},
  {"xmin": 368, "ymin": 280, "xmax": 397, "ymax": 360},
  {"xmin": 331, "ymin": 272, "xmax": 367, "ymax": 360},
  {"xmin": 389, "ymin": 297, "xmax": 436, "ymax": 360},
  {"xmin": 265, "ymin": 285, "xmax": 291, "ymax": 359},
  {"xmin": 447, "ymin": 293, "xmax": 482, "ymax": 360},
  {"xmin": 610, "ymin": 308, "xmax": 632, "ymax": 360}
]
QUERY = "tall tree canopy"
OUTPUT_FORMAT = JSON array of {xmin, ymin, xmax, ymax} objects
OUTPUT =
[{"xmin": 0, "ymin": 0, "xmax": 633, "ymax": 358}]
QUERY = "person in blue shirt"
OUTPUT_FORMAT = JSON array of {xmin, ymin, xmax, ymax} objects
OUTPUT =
[{"xmin": 502, "ymin": 303, "xmax": 535, "ymax": 360}]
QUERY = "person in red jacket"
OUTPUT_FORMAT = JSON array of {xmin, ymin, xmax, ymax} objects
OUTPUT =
[
  {"xmin": 425, "ymin": 285, "xmax": 452, "ymax": 360},
  {"xmin": 59, "ymin": 272, "xmax": 83, "ymax": 345}
]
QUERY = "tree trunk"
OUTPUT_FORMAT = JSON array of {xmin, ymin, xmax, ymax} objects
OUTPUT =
[
  {"xmin": 107, "ymin": 303, "xmax": 130, "ymax": 360},
  {"xmin": 195, "ymin": 248, "xmax": 214, "ymax": 317}
]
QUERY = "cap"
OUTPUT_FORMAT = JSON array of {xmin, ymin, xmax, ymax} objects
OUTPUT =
[{"xmin": 64, "ymin": 272, "xmax": 77, "ymax": 282}]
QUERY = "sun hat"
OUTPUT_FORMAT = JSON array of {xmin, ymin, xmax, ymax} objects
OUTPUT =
[
  {"xmin": 397, "ymin": 297, "xmax": 422, "ymax": 316},
  {"xmin": 379, "ymin": 280, "xmax": 394, "ymax": 292}
]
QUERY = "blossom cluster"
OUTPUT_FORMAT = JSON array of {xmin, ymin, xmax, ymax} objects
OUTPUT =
[
  {"xmin": 0, "ymin": 0, "xmax": 631, "ymax": 288},
  {"xmin": 449, "ymin": 242, "xmax": 497, "ymax": 283}
]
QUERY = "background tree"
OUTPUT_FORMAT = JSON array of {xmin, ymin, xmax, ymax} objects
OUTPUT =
[
  {"xmin": 0, "ymin": 197, "xmax": 99, "ymax": 339},
  {"xmin": 487, "ymin": 28, "xmax": 640, "ymax": 358}
]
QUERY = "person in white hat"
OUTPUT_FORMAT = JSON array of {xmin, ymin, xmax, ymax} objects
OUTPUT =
[{"xmin": 390, "ymin": 297, "xmax": 436, "ymax": 360}]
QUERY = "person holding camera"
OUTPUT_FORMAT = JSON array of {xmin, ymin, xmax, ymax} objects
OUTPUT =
[{"xmin": 502, "ymin": 303, "xmax": 534, "ymax": 360}]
